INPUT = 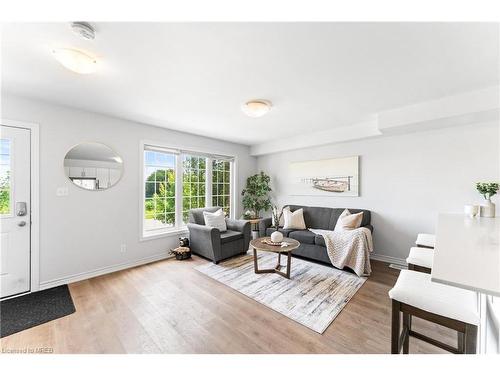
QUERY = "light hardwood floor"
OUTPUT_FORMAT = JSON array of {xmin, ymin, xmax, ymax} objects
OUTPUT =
[{"xmin": 0, "ymin": 256, "xmax": 457, "ymax": 354}]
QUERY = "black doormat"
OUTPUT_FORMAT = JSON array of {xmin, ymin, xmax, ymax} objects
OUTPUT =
[{"xmin": 0, "ymin": 285, "xmax": 76, "ymax": 338}]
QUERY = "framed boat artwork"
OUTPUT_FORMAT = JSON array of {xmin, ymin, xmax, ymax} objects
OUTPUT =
[{"xmin": 289, "ymin": 156, "xmax": 359, "ymax": 196}]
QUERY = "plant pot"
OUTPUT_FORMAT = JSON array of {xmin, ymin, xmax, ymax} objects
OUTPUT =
[
  {"xmin": 271, "ymin": 230, "xmax": 283, "ymax": 243},
  {"xmin": 480, "ymin": 199, "xmax": 496, "ymax": 218}
]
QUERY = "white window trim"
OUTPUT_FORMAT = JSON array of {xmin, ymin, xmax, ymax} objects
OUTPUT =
[{"xmin": 139, "ymin": 140, "xmax": 237, "ymax": 241}]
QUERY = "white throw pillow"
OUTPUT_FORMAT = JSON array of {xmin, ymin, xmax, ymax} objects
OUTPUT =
[
  {"xmin": 334, "ymin": 209, "xmax": 363, "ymax": 232},
  {"xmin": 203, "ymin": 209, "xmax": 227, "ymax": 232},
  {"xmin": 283, "ymin": 208, "xmax": 306, "ymax": 230}
]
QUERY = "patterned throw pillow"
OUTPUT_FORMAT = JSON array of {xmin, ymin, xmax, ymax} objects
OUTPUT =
[
  {"xmin": 334, "ymin": 209, "xmax": 363, "ymax": 232},
  {"xmin": 203, "ymin": 208, "xmax": 227, "ymax": 232}
]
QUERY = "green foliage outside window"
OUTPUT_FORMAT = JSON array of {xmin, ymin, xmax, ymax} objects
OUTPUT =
[{"xmin": 0, "ymin": 170, "xmax": 10, "ymax": 214}]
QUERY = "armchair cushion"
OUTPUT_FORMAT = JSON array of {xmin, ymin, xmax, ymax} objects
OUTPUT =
[{"xmin": 220, "ymin": 230, "xmax": 244, "ymax": 244}]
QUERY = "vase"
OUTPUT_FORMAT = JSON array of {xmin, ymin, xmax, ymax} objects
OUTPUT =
[
  {"xmin": 480, "ymin": 198, "xmax": 496, "ymax": 218},
  {"xmin": 271, "ymin": 230, "xmax": 283, "ymax": 243}
]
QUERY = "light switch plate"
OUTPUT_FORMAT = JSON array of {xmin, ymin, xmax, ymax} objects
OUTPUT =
[{"xmin": 56, "ymin": 187, "xmax": 69, "ymax": 196}]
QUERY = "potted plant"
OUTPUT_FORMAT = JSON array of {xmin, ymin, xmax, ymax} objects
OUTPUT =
[
  {"xmin": 476, "ymin": 182, "xmax": 499, "ymax": 218},
  {"xmin": 241, "ymin": 171, "xmax": 272, "ymax": 219}
]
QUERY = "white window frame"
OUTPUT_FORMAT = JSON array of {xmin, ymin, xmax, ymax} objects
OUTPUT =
[{"xmin": 139, "ymin": 140, "xmax": 237, "ymax": 241}]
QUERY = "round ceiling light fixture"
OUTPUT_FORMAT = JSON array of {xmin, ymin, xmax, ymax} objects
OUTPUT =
[
  {"xmin": 52, "ymin": 48, "xmax": 97, "ymax": 74},
  {"xmin": 241, "ymin": 99, "xmax": 272, "ymax": 118}
]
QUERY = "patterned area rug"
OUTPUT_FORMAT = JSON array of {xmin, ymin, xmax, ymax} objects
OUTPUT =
[{"xmin": 195, "ymin": 252, "xmax": 366, "ymax": 333}]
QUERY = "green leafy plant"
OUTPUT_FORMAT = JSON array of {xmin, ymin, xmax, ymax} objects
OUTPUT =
[
  {"xmin": 476, "ymin": 182, "xmax": 499, "ymax": 200},
  {"xmin": 241, "ymin": 171, "xmax": 272, "ymax": 218}
]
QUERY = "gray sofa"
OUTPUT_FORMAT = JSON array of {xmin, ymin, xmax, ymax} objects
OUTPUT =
[
  {"xmin": 187, "ymin": 207, "xmax": 251, "ymax": 264},
  {"xmin": 259, "ymin": 205, "xmax": 373, "ymax": 265}
]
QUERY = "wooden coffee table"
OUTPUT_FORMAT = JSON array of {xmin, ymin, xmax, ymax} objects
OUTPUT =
[{"xmin": 250, "ymin": 237, "xmax": 300, "ymax": 279}]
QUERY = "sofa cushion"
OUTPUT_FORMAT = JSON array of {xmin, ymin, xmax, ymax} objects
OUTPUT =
[
  {"xmin": 265, "ymin": 227, "xmax": 294, "ymax": 237},
  {"xmin": 288, "ymin": 205, "xmax": 333, "ymax": 230},
  {"xmin": 314, "ymin": 234, "xmax": 326, "ymax": 247},
  {"xmin": 220, "ymin": 230, "xmax": 243, "ymax": 244},
  {"xmin": 289, "ymin": 230, "xmax": 316, "ymax": 245}
]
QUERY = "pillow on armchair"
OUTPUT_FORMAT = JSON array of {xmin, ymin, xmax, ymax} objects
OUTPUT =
[{"xmin": 203, "ymin": 208, "xmax": 227, "ymax": 232}]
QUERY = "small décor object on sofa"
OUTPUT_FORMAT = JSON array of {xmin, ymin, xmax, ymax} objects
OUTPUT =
[
  {"xmin": 169, "ymin": 247, "xmax": 192, "ymax": 260},
  {"xmin": 187, "ymin": 207, "xmax": 251, "ymax": 264},
  {"xmin": 476, "ymin": 182, "xmax": 499, "ymax": 218}
]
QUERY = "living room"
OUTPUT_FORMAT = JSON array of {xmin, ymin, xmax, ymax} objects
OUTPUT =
[{"xmin": 1, "ymin": 1, "xmax": 499, "ymax": 373}]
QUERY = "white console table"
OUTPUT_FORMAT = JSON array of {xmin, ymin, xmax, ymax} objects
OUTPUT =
[{"xmin": 432, "ymin": 213, "xmax": 500, "ymax": 353}]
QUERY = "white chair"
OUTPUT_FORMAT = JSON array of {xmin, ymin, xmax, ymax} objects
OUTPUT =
[
  {"xmin": 415, "ymin": 233, "xmax": 435, "ymax": 248},
  {"xmin": 406, "ymin": 247, "xmax": 433, "ymax": 273},
  {"xmin": 389, "ymin": 270, "xmax": 479, "ymax": 354}
]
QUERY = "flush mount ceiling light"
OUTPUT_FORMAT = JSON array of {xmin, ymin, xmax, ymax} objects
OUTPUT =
[
  {"xmin": 241, "ymin": 99, "xmax": 272, "ymax": 118},
  {"xmin": 52, "ymin": 48, "xmax": 97, "ymax": 74}
]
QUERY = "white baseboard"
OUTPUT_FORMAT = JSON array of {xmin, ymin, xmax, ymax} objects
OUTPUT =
[
  {"xmin": 370, "ymin": 253, "xmax": 407, "ymax": 266},
  {"xmin": 39, "ymin": 253, "xmax": 173, "ymax": 290}
]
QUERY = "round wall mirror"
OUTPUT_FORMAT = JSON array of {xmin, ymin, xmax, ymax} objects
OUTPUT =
[{"xmin": 64, "ymin": 142, "xmax": 123, "ymax": 191}]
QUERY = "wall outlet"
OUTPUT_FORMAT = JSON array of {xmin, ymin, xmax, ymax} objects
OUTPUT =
[
  {"xmin": 120, "ymin": 244, "xmax": 127, "ymax": 253},
  {"xmin": 56, "ymin": 187, "xmax": 69, "ymax": 196}
]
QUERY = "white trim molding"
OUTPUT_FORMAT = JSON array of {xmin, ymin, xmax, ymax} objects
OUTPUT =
[
  {"xmin": 370, "ymin": 253, "xmax": 407, "ymax": 267},
  {"xmin": 39, "ymin": 252, "xmax": 173, "ymax": 290},
  {"xmin": 0, "ymin": 118, "xmax": 40, "ymax": 293},
  {"xmin": 250, "ymin": 86, "xmax": 500, "ymax": 156}
]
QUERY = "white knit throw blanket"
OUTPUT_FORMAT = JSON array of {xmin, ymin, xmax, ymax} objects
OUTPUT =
[{"xmin": 309, "ymin": 227, "xmax": 373, "ymax": 277}]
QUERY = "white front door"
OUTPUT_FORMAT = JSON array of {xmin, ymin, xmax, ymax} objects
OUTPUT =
[{"xmin": 0, "ymin": 125, "xmax": 31, "ymax": 298}]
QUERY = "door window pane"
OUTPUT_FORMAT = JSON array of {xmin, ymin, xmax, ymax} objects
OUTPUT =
[{"xmin": 0, "ymin": 139, "xmax": 11, "ymax": 215}]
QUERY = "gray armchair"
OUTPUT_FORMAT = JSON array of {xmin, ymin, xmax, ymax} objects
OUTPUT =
[{"xmin": 187, "ymin": 207, "xmax": 251, "ymax": 264}]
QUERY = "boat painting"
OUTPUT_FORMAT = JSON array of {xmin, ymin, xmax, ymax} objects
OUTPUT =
[
  {"xmin": 289, "ymin": 156, "xmax": 359, "ymax": 196},
  {"xmin": 312, "ymin": 176, "xmax": 352, "ymax": 192}
]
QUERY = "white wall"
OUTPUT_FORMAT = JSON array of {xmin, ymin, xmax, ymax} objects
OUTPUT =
[
  {"xmin": 257, "ymin": 121, "xmax": 499, "ymax": 263},
  {"xmin": 1, "ymin": 94, "xmax": 257, "ymax": 287}
]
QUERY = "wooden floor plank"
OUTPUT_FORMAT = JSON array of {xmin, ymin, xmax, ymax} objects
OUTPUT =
[{"xmin": 0, "ymin": 256, "xmax": 456, "ymax": 354}]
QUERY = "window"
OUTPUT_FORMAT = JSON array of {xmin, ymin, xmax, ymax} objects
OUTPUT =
[
  {"xmin": 182, "ymin": 155, "xmax": 206, "ymax": 223},
  {"xmin": 143, "ymin": 149, "xmax": 176, "ymax": 233},
  {"xmin": 212, "ymin": 159, "xmax": 231, "ymax": 216},
  {"xmin": 141, "ymin": 143, "xmax": 234, "ymax": 238},
  {"xmin": 0, "ymin": 139, "xmax": 11, "ymax": 215}
]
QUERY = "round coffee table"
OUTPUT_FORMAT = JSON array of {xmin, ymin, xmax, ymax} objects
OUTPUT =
[{"xmin": 250, "ymin": 237, "xmax": 300, "ymax": 279}]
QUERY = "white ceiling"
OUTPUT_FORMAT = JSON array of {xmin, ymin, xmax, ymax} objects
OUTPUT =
[{"xmin": 2, "ymin": 22, "xmax": 498, "ymax": 146}]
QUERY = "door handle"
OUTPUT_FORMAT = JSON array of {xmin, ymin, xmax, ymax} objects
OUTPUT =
[
  {"xmin": 16, "ymin": 202, "xmax": 27, "ymax": 216},
  {"xmin": 18, "ymin": 221, "xmax": 27, "ymax": 227}
]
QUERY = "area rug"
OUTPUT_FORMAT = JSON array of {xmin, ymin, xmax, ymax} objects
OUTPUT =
[
  {"xmin": 195, "ymin": 252, "xmax": 366, "ymax": 333},
  {"xmin": 0, "ymin": 285, "xmax": 76, "ymax": 338}
]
